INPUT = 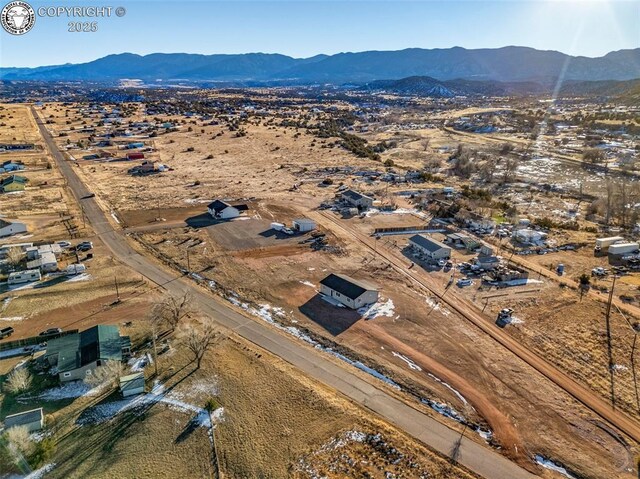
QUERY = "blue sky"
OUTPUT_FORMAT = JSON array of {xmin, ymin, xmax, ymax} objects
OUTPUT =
[{"xmin": 1, "ymin": 0, "xmax": 639, "ymax": 67}]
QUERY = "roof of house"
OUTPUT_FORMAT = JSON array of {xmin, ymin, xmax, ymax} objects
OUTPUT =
[
  {"xmin": 4, "ymin": 408, "xmax": 43, "ymax": 428},
  {"xmin": 319, "ymin": 273, "xmax": 378, "ymax": 300},
  {"xmin": 0, "ymin": 219, "xmax": 11, "ymax": 229},
  {"xmin": 47, "ymin": 325, "xmax": 125, "ymax": 373},
  {"xmin": 1, "ymin": 175, "xmax": 27, "ymax": 186},
  {"xmin": 409, "ymin": 235, "xmax": 451, "ymax": 253},
  {"xmin": 26, "ymin": 251, "xmax": 57, "ymax": 268},
  {"xmin": 208, "ymin": 200, "xmax": 248, "ymax": 212},
  {"xmin": 342, "ymin": 189, "xmax": 372, "ymax": 201}
]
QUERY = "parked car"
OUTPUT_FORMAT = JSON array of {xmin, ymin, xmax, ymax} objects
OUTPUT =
[
  {"xmin": 75, "ymin": 241, "xmax": 93, "ymax": 252},
  {"xmin": 39, "ymin": 328, "xmax": 62, "ymax": 336},
  {"xmin": 0, "ymin": 327, "xmax": 14, "ymax": 339},
  {"xmin": 57, "ymin": 241, "xmax": 72, "ymax": 248},
  {"xmin": 457, "ymin": 278, "xmax": 473, "ymax": 287}
]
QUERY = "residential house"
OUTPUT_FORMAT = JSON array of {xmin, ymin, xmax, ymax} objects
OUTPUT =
[
  {"xmin": 0, "ymin": 161, "xmax": 25, "ymax": 173},
  {"xmin": 409, "ymin": 235, "xmax": 452, "ymax": 261},
  {"xmin": 446, "ymin": 232, "xmax": 480, "ymax": 252},
  {"xmin": 26, "ymin": 251, "xmax": 58, "ymax": 273},
  {"xmin": 26, "ymin": 244, "xmax": 62, "ymax": 261},
  {"xmin": 207, "ymin": 200, "xmax": 248, "ymax": 219},
  {"xmin": 341, "ymin": 189, "xmax": 374, "ymax": 210},
  {"xmin": 319, "ymin": 273, "xmax": 379, "ymax": 310},
  {"xmin": 476, "ymin": 255, "xmax": 501, "ymax": 270},
  {"xmin": 45, "ymin": 325, "xmax": 131, "ymax": 382},
  {"xmin": 0, "ymin": 219, "xmax": 27, "ymax": 238},
  {"xmin": 3, "ymin": 408, "xmax": 44, "ymax": 433},
  {"xmin": 1, "ymin": 175, "xmax": 28, "ymax": 193}
]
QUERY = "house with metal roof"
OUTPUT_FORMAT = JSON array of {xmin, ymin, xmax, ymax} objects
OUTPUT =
[
  {"xmin": 3, "ymin": 408, "xmax": 44, "ymax": 433},
  {"xmin": 409, "ymin": 234, "xmax": 452, "ymax": 260},
  {"xmin": 319, "ymin": 273, "xmax": 379, "ymax": 309},
  {"xmin": 341, "ymin": 189, "xmax": 374, "ymax": 210},
  {"xmin": 0, "ymin": 219, "xmax": 27, "ymax": 238},
  {"xmin": 1, "ymin": 175, "xmax": 28, "ymax": 193},
  {"xmin": 207, "ymin": 199, "xmax": 249, "ymax": 219},
  {"xmin": 45, "ymin": 325, "xmax": 131, "ymax": 382}
]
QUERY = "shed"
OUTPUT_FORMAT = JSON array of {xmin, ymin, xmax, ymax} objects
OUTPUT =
[
  {"xmin": 409, "ymin": 235, "xmax": 451, "ymax": 260},
  {"xmin": 319, "ymin": 273, "xmax": 379, "ymax": 309},
  {"xmin": 207, "ymin": 200, "xmax": 248, "ymax": 219},
  {"xmin": 119, "ymin": 372, "xmax": 145, "ymax": 397},
  {"xmin": 292, "ymin": 218, "xmax": 316, "ymax": 233},
  {"xmin": 3, "ymin": 408, "xmax": 44, "ymax": 432}
]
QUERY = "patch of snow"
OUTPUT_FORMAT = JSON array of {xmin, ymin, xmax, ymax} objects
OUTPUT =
[
  {"xmin": 534, "ymin": 455, "xmax": 578, "ymax": 479},
  {"xmin": 358, "ymin": 299, "xmax": 395, "ymax": 320},
  {"xmin": 391, "ymin": 351, "xmax": 422, "ymax": 371},
  {"xmin": 23, "ymin": 463, "xmax": 56, "ymax": 479},
  {"xmin": 111, "ymin": 212, "xmax": 120, "ymax": 224},
  {"xmin": 424, "ymin": 296, "xmax": 451, "ymax": 316},
  {"xmin": 128, "ymin": 353, "xmax": 152, "ymax": 372},
  {"xmin": 427, "ymin": 373, "xmax": 468, "ymax": 405},
  {"xmin": 0, "ymin": 316, "xmax": 24, "ymax": 321},
  {"xmin": 299, "ymin": 280, "xmax": 315, "ymax": 288},
  {"xmin": 65, "ymin": 273, "xmax": 92, "ymax": 283},
  {"xmin": 29, "ymin": 381, "xmax": 104, "ymax": 401}
]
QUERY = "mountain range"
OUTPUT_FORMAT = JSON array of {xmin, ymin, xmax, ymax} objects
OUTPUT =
[{"xmin": 2, "ymin": 46, "xmax": 640, "ymax": 84}]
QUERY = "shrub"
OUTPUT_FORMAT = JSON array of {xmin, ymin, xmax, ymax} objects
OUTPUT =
[{"xmin": 4, "ymin": 368, "xmax": 32, "ymax": 394}]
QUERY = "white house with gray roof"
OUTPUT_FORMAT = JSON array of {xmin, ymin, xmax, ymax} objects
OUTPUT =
[{"xmin": 409, "ymin": 234, "xmax": 451, "ymax": 260}]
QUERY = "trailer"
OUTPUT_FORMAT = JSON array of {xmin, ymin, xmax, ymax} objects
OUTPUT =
[
  {"xmin": 7, "ymin": 269, "xmax": 41, "ymax": 285},
  {"xmin": 0, "ymin": 327, "xmax": 14, "ymax": 339},
  {"xmin": 127, "ymin": 152, "xmax": 145, "ymax": 160},
  {"xmin": 609, "ymin": 242, "xmax": 640, "ymax": 256},
  {"xmin": 595, "ymin": 236, "xmax": 625, "ymax": 252}
]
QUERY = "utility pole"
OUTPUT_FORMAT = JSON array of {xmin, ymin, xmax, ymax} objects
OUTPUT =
[
  {"xmin": 114, "ymin": 276, "xmax": 120, "ymax": 302},
  {"xmin": 186, "ymin": 248, "xmax": 191, "ymax": 273},
  {"xmin": 151, "ymin": 321, "xmax": 159, "ymax": 377}
]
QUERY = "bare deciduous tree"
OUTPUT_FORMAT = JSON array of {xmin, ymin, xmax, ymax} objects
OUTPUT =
[
  {"xmin": 5, "ymin": 426, "xmax": 34, "ymax": 456},
  {"xmin": 84, "ymin": 360, "xmax": 125, "ymax": 389},
  {"xmin": 152, "ymin": 292, "xmax": 193, "ymax": 331},
  {"xmin": 4, "ymin": 368, "xmax": 32, "ymax": 394},
  {"xmin": 420, "ymin": 138, "xmax": 430, "ymax": 152},
  {"xmin": 184, "ymin": 322, "xmax": 220, "ymax": 369},
  {"xmin": 6, "ymin": 247, "xmax": 23, "ymax": 268}
]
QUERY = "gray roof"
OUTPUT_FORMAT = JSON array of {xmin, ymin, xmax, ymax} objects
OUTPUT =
[
  {"xmin": 320, "ymin": 273, "xmax": 377, "ymax": 300},
  {"xmin": 342, "ymin": 189, "xmax": 372, "ymax": 201},
  {"xmin": 4, "ymin": 408, "xmax": 43, "ymax": 428},
  {"xmin": 46, "ymin": 325, "xmax": 125, "ymax": 373},
  {"xmin": 409, "ymin": 235, "xmax": 450, "ymax": 253}
]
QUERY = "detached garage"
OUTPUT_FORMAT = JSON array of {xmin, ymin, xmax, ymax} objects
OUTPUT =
[
  {"xmin": 319, "ymin": 273, "xmax": 379, "ymax": 309},
  {"xmin": 409, "ymin": 234, "xmax": 451, "ymax": 261}
]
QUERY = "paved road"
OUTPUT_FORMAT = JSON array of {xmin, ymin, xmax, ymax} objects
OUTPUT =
[
  {"xmin": 32, "ymin": 107, "xmax": 537, "ymax": 479},
  {"xmin": 317, "ymin": 210, "xmax": 640, "ymax": 446}
]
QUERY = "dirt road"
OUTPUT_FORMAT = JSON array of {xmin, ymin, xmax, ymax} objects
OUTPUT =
[
  {"xmin": 315, "ymin": 210, "xmax": 640, "ymax": 446},
  {"xmin": 32, "ymin": 107, "xmax": 537, "ymax": 479}
]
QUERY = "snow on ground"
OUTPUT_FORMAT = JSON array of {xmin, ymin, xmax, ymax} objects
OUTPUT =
[
  {"xmin": 76, "ymin": 380, "xmax": 224, "ymax": 430},
  {"xmin": 111, "ymin": 212, "xmax": 120, "ymax": 224},
  {"xmin": 299, "ymin": 280, "xmax": 315, "ymax": 288},
  {"xmin": 534, "ymin": 455, "xmax": 577, "ymax": 479},
  {"xmin": 65, "ymin": 273, "xmax": 92, "ymax": 283},
  {"xmin": 391, "ymin": 351, "xmax": 422, "ymax": 371},
  {"xmin": 23, "ymin": 463, "xmax": 56, "ymax": 479},
  {"xmin": 0, "ymin": 316, "xmax": 24, "ymax": 321},
  {"xmin": 424, "ymin": 296, "xmax": 451, "ymax": 317},
  {"xmin": 128, "ymin": 353, "xmax": 153, "ymax": 372},
  {"xmin": 427, "ymin": 373, "xmax": 468, "ymax": 405},
  {"xmin": 504, "ymin": 278, "xmax": 544, "ymax": 287},
  {"xmin": 358, "ymin": 299, "xmax": 395, "ymax": 320},
  {"xmin": 26, "ymin": 381, "xmax": 105, "ymax": 401}
]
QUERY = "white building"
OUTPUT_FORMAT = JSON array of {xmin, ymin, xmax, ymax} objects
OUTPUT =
[
  {"xmin": 26, "ymin": 252, "xmax": 58, "ymax": 273},
  {"xmin": 319, "ymin": 273, "xmax": 379, "ymax": 309},
  {"xmin": 0, "ymin": 219, "xmax": 27, "ymax": 238},
  {"xmin": 292, "ymin": 218, "xmax": 316, "ymax": 232},
  {"xmin": 207, "ymin": 200, "xmax": 248, "ymax": 219},
  {"xmin": 512, "ymin": 228, "xmax": 547, "ymax": 244},
  {"xmin": 409, "ymin": 234, "xmax": 451, "ymax": 260}
]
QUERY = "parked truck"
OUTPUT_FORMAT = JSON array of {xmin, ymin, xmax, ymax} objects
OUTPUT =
[
  {"xmin": 270, "ymin": 222, "xmax": 294, "ymax": 235},
  {"xmin": 595, "ymin": 236, "xmax": 625, "ymax": 253}
]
